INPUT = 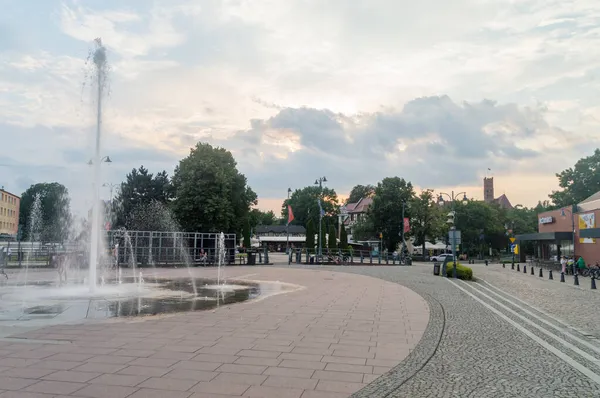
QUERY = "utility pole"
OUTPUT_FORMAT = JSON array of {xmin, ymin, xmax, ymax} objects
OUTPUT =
[
  {"xmin": 315, "ymin": 177, "xmax": 327, "ymax": 261},
  {"xmin": 286, "ymin": 187, "xmax": 292, "ymax": 255}
]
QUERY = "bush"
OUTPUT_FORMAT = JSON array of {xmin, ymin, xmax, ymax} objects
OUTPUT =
[{"xmin": 444, "ymin": 262, "xmax": 473, "ymax": 280}]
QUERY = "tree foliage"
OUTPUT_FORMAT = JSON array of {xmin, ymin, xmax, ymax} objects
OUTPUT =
[
  {"xmin": 282, "ymin": 186, "xmax": 339, "ymax": 228},
  {"xmin": 410, "ymin": 190, "xmax": 444, "ymax": 255},
  {"xmin": 249, "ymin": 209, "xmax": 278, "ymax": 228},
  {"xmin": 305, "ymin": 219, "xmax": 315, "ymax": 251},
  {"xmin": 549, "ymin": 149, "xmax": 600, "ymax": 207},
  {"xmin": 319, "ymin": 219, "xmax": 327, "ymax": 251},
  {"xmin": 368, "ymin": 177, "xmax": 415, "ymax": 251},
  {"xmin": 339, "ymin": 223, "xmax": 348, "ymax": 250},
  {"xmin": 328, "ymin": 224, "xmax": 337, "ymax": 250},
  {"xmin": 115, "ymin": 166, "xmax": 174, "ymax": 229},
  {"xmin": 19, "ymin": 182, "xmax": 71, "ymax": 242},
  {"xmin": 347, "ymin": 184, "xmax": 375, "ymax": 204},
  {"xmin": 243, "ymin": 219, "xmax": 251, "ymax": 248},
  {"xmin": 171, "ymin": 143, "xmax": 257, "ymax": 233},
  {"xmin": 452, "ymin": 200, "xmax": 505, "ymax": 256}
]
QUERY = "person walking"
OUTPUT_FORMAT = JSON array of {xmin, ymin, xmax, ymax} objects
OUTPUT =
[
  {"xmin": 576, "ymin": 255, "xmax": 587, "ymax": 275},
  {"xmin": 560, "ymin": 255, "xmax": 567, "ymax": 275},
  {"xmin": 567, "ymin": 257, "xmax": 575, "ymax": 275}
]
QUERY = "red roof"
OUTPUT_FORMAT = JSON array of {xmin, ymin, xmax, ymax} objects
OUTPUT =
[{"xmin": 346, "ymin": 197, "xmax": 373, "ymax": 213}]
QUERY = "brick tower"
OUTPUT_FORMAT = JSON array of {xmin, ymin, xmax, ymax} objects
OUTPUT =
[{"xmin": 483, "ymin": 177, "xmax": 494, "ymax": 203}]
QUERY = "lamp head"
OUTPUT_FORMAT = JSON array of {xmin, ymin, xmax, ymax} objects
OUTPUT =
[
  {"xmin": 322, "ymin": 176, "xmax": 327, "ymax": 183},
  {"xmin": 462, "ymin": 193, "xmax": 468, "ymax": 205},
  {"xmin": 104, "ymin": 156, "xmax": 112, "ymax": 163}
]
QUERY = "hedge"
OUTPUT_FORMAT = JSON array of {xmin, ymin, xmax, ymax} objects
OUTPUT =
[{"xmin": 444, "ymin": 262, "xmax": 473, "ymax": 280}]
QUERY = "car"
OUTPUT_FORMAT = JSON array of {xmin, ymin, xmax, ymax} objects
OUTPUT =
[{"xmin": 430, "ymin": 253, "xmax": 454, "ymax": 262}]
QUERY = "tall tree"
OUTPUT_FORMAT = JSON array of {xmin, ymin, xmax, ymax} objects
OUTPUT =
[
  {"xmin": 318, "ymin": 220, "xmax": 328, "ymax": 252},
  {"xmin": 19, "ymin": 182, "xmax": 71, "ymax": 242},
  {"xmin": 248, "ymin": 209, "xmax": 278, "ymax": 228},
  {"xmin": 549, "ymin": 149, "xmax": 600, "ymax": 207},
  {"xmin": 452, "ymin": 200, "xmax": 504, "ymax": 257},
  {"xmin": 115, "ymin": 166, "xmax": 174, "ymax": 229},
  {"xmin": 367, "ymin": 177, "xmax": 415, "ymax": 251},
  {"xmin": 243, "ymin": 219, "xmax": 251, "ymax": 248},
  {"xmin": 282, "ymin": 186, "xmax": 339, "ymax": 228},
  {"xmin": 171, "ymin": 143, "xmax": 257, "ymax": 233},
  {"xmin": 305, "ymin": 219, "xmax": 315, "ymax": 252},
  {"xmin": 339, "ymin": 223, "xmax": 348, "ymax": 250},
  {"xmin": 410, "ymin": 190, "xmax": 444, "ymax": 257},
  {"xmin": 346, "ymin": 184, "xmax": 375, "ymax": 204},
  {"xmin": 328, "ymin": 224, "xmax": 338, "ymax": 250}
]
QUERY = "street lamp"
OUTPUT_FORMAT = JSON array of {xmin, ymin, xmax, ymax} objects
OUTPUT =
[
  {"xmin": 87, "ymin": 156, "xmax": 112, "ymax": 165},
  {"xmin": 314, "ymin": 177, "xmax": 327, "ymax": 260},
  {"xmin": 286, "ymin": 187, "xmax": 292, "ymax": 254},
  {"xmin": 438, "ymin": 191, "xmax": 468, "ymax": 278},
  {"xmin": 560, "ymin": 206, "xmax": 576, "ymax": 266}
]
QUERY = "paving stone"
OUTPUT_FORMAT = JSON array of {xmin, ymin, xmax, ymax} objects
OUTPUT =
[
  {"xmin": 24, "ymin": 380, "xmax": 85, "ymax": 395},
  {"xmin": 137, "ymin": 376, "xmax": 199, "ymax": 391},
  {"xmin": 68, "ymin": 384, "xmax": 138, "ymax": 398}
]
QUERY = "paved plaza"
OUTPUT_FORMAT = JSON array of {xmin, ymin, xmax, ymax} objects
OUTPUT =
[{"xmin": 0, "ymin": 267, "xmax": 428, "ymax": 398}]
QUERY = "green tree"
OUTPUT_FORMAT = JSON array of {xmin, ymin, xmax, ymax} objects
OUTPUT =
[
  {"xmin": 305, "ymin": 219, "xmax": 315, "ymax": 252},
  {"xmin": 19, "ymin": 182, "xmax": 71, "ymax": 242},
  {"xmin": 318, "ymin": 220, "xmax": 328, "ymax": 252},
  {"xmin": 115, "ymin": 166, "xmax": 174, "ymax": 229},
  {"xmin": 368, "ymin": 177, "xmax": 415, "ymax": 251},
  {"xmin": 549, "ymin": 149, "xmax": 600, "ymax": 207},
  {"xmin": 282, "ymin": 186, "xmax": 339, "ymax": 228},
  {"xmin": 351, "ymin": 216, "xmax": 376, "ymax": 241},
  {"xmin": 243, "ymin": 219, "xmax": 251, "ymax": 248},
  {"xmin": 328, "ymin": 224, "xmax": 338, "ymax": 250},
  {"xmin": 453, "ymin": 200, "xmax": 504, "ymax": 257},
  {"xmin": 410, "ymin": 189, "xmax": 444, "ymax": 257},
  {"xmin": 171, "ymin": 143, "xmax": 257, "ymax": 233},
  {"xmin": 346, "ymin": 184, "xmax": 375, "ymax": 204},
  {"xmin": 248, "ymin": 209, "xmax": 278, "ymax": 228},
  {"xmin": 339, "ymin": 223, "xmax": 348, "ymax": 250}
]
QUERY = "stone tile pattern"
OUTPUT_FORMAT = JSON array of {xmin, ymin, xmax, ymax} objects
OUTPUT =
[
  {"xmin": 467, "ymin": 262, "xmax": 600, "ymax": 337},
  {"xmin": 317, "ymin": 264, "xmax": 600, "ymax": 397},
  {"xmin": 0, "ymin": 267, "xmax": 428, "ymax": 398}
]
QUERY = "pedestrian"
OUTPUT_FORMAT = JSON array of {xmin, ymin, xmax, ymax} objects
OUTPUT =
[
  {"xmin": 567, "ymin": 257, "xmax": 575, "ymax": 275},
  {"xmin": 560, "ymin": 255, "xmax": 567, "ymax": 274},
  {"xmin": 576, "ymin": 255, "xmax": 587, "ymax": 275}
]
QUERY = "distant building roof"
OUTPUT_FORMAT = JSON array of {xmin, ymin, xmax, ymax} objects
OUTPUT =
[
  {"xmin": 578, "ymin": 190, "xmax": 600, "ymax": 211},
  {"xmin": 345, "ymin": 197, "xmax": 373, "ymax": 214},
  {"xmin": 255, "ymin": 225, "xmax": 306, "ymax": 235},
  {"xmin": 493, "ymin": 194, "xmax": 513, "ymax": 209}
]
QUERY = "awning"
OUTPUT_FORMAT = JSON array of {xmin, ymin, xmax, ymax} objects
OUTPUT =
[
  {"xmin": 516, "ymin": 232, "xmax": 573, "ymax": 242},
  {"xmin": 580, "ymin": 228, "xmax": 600, "ymax": 239}
]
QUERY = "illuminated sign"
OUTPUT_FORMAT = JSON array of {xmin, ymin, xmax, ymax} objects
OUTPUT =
[{"xmin": 539, "ymin": 216, "xmax": 554, "ymax": 224}]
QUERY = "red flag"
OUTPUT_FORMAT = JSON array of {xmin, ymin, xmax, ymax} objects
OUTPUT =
[
  {"xmin": 403, "ymin": 217, "xmax": 410, "ymax": 233},
  {"xmin": 287, "ymin": 205, "xmax": 295, "ymax": 225}
]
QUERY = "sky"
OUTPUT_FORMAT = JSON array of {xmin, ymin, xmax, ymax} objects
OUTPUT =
[{"xmin": 1, "ymin": 0, "xmax": 600, "ymax": 217}]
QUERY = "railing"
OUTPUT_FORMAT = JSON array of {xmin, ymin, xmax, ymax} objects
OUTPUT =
[{"xmin": 285, "ymin": 248, "xmax": 412, "ymax": 266}]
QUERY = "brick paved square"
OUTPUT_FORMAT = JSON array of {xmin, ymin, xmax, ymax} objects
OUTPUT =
[{"xmin": 0, "ymin": 267, "xmax": 428, "ymax": 398}]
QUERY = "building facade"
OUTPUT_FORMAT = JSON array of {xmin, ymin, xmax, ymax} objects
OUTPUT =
[
  {"xmin": 517, "ymin": 191, "xmax": 600, "ymax": 263},
  {"xmin": 0, "ymin": 188, "xmax": 20, "ymax": 238},
  {"xmin": 342, "ymin": 197, "xmax": 373, "ymax": 238}
]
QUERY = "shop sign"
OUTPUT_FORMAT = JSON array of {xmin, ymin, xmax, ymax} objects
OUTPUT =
[{"xmin": 539, "ymin": 216, "xmax": 554, "ymax": 224}]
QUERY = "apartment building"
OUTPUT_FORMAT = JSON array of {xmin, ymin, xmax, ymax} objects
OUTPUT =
[{"xmin": 0, "ymin": 187, "xmax": 20, "ymax": 237}]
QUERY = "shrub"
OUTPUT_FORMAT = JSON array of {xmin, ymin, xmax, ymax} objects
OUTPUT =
[{"xmin": 444, "ymin": 262, "xmax": 473, "ymax": 280}]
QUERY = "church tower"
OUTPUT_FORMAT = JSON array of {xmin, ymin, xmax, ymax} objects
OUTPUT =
[{"xmin": 483, "ymin": 177, "xmax": 494, "ymax": 203}]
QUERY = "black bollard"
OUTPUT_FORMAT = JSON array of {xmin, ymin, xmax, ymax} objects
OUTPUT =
[
  {"xmin": 592, "ymin": 277, "xmax": 597, "ymax": 290},
  {"xmin": 574, "ymin": 274, "xmax": 579, "ymax": 286},
  {"xmin": 531, "ymin": 266, "xmax": 534, "ymax": 275},
  {"xmin": 539, "ymin": 267, "xmax": 543, "ymax": 278},
  {"xmin": 560, "ymin": 272, "xmax": 565, "ymax": 283},
  {"xmin": 503, "ymin": 263, "xmax": 506, "ymax": 268},
  {"xmin": 511, "ymin": 263, "xmax": 514, "ymax": 270},
  {"xmin": 517, "ymin": 263, "xmax": 520, "ymax": 271},
  {"xmin": 524, "ymin": 265, "xmax": 527, "ymax": 274},
  {"xmin": 549, "ymin": 269, "xmax": 553, "ymax": 280}
]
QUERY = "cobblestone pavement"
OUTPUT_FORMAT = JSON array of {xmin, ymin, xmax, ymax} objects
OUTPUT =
[
  {"xmin": 459, "ymin": 262, "xmax": 600, "ymax": 337},
  {"xmin": 0, "ymin": 267, "xmax": 427, "ymax": 398},
  {"xmin": 285, "ymin": 263, "xmax": 600, "ymax": 397}
]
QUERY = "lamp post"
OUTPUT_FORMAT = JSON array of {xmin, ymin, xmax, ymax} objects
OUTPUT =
[
  {"xmin": 286, "ymin": 187, "xmax": 292, "ymax": 254},
  {"xmin": 315, "ymin": 177, "xmax": 327, "ymax": 260},
  {"xmin": 560, "ymin": 206, "xmax": 576, "ymax": 264},
  {"xmin": 400, "ymin": 201, "xmax": 407, "ymax": 263},
  {"xmin": 438, "ymin": 191, "xmax": 468, "ymax": 278}
]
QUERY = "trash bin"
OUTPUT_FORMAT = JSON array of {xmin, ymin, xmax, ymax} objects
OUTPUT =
[
  {"xmin": 406, "ymin": 257, "xmax": 412, "ymax": 266},
  {"xmin": 247, "ymin": 252, "xmax": 256, "ymax": 266},
  {"xmin": 310, "ymin": 256, "xmax": 314, "ymax": 264},
  {"xmin": 433, "ymin": 261, "xmax": 440, "ymax": 276}
]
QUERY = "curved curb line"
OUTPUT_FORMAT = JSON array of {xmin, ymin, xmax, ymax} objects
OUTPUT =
[{"xmin": 350, "ymin": 291, "xmax": 445, "ymax": 398}]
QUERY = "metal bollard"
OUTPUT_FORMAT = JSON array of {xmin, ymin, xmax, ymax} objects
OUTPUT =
[
  {"xmin": 539, "ymin": 267, "xmax": 543, "ymax": 278},
  {"xmin": 503, "ymin": 263, "xmax": 506, "ymax": 268},
  {"xmin": 592, "ymin": 276, "xmax": 597, "ymax": 290},
  {"xmin": 560, "ymin": 272, "xmax": 565, "ymax": 282},
  {"xmin": 531, "ymin": 266, "xmax": 534, "ymax": 275},
  {"xmin": 549, "ymin": 269, "xmax": 553, "ymax": 280},
  {"xmin": 517, "ymin": 263, "xmax": 520, "ymax": 271},
  {"xmin": 511, "ymin": 263, "xmax": 514, "ymax": 270},
  {"xmin": 574, "ymin": 274, "xmax": 579, "ymax": 286},
  {"xmin": 524, "ymin": 265, "xmax": 527, "ymax": 274}
]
